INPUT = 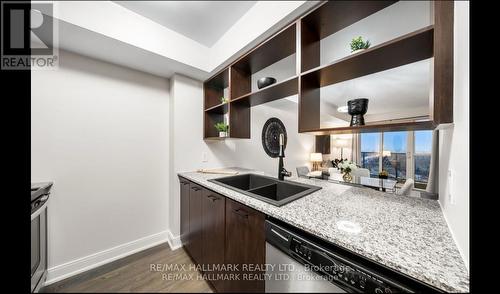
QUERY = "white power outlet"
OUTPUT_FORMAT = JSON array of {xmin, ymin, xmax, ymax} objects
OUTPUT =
[
  {"xmin": 202, "ymin": 152, "xmax": 208, "ymax": 163},
  {"xmin": 448, "ymin": 169, "xmax": 455, "ymax": 204}
]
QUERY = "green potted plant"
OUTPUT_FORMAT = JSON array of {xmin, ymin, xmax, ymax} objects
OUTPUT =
[
  {"xmin": 220, "ymin": 96, "xmax": 229, "ymax": 104},
  {"xmin": 214, "ymin": 122, "xmax": 229, "ymax": 137},
  {"xmin": 350, "ymin": 36, "xmax": 371, "ymax": 54}
]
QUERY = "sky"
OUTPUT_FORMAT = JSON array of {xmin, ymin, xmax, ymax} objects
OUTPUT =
[{"xmin": 361, "ymin": 130, "xmax": 432, "ymax": 153}]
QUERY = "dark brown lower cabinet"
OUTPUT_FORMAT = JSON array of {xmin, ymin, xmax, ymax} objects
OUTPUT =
[
  {"xmin": 179, "ymin": 179, "xmax": 266, "ymax": 293},
  {"xmin": 188, "ymin": 183, "xmax": 203, "ymax": 263},
  {"xmin": 201, "ymin": 189, "xmax": 226, "ymax": 292},
  {"xmin": 224, "ymin": 198, "xmax": 266, "ymax": 293},
  {"xmin": 179, "ymin": 177, "xmax": 190, "ymax": 247}
]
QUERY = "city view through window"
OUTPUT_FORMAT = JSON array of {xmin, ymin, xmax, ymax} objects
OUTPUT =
[{"xmin": 361, "ymin": 130, "xmax": 432, "ymax": 188}]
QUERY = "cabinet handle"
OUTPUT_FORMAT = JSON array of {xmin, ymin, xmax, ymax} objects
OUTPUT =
[
  {"xmin": 191, "ymin": 186, "xmax": 201, "ymax": 191},
  {"xmin": 207, "ymin": 195, "xmax": 220, "ymax": 201},
  {"xmin": 232, "ymin": 208, "xmax": 248, "ymax": 218},
  {"xmin": 181, "ymin": 181, "xmax": 189, "ymax": 185}
]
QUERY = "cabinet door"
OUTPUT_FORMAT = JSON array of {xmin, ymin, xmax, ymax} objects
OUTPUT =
[
  {"xmin": 202, "ymin": 189, "xmax": 226, "ymax": 292},
  {"xmin": 179, "ymin": 178, "xmax": 190, "ymax": 248},
  {"xmin": 189, "ymin": 183, "xmax": 203, "ymax": 263},
  {"xmin": 225, "ymin": 198, "xmax": 266, "ymax": 293}
]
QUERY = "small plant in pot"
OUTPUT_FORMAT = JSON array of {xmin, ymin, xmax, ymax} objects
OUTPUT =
[
  {"xmin": 350, "ymin": 36, "xmax": 371, "ymax": 54},
  {"xmin": 378, "ymin": 170, "xmax": 389, "ymax": 179},
  {"xmin": 220, "ymin": 96, "xmax": 229, "ymax": 104},
  {"xmin": 214, "ymin": 122, "xmax": 229, "ymax": 137}
]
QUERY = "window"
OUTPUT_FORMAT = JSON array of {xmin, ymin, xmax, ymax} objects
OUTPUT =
[
  {"xmin": 383, "ymin": 132, "xmax": 407, "ymax": 181},
  {"xmin": 360, "ymin": 130, "xmax": 433, "ymax": 189},
  {"xmin": 360, "ymin": 133, "xmax": 380, "ymax": 177},
  {"xmin": 414, "ymin": 130, "xmax": 432, "ymax": 189}
]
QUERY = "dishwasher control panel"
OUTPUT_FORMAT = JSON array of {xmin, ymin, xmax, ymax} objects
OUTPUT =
[
  {"xmin": 290, "ymin": 237, "xmax": 412, "ymax": 293},
  {"xmin": 266, "ymin": 219, "xmax": 420, "ymax": 293}
]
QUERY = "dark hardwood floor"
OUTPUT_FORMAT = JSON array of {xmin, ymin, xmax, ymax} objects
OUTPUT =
[{"xmin": 42, "ymin": 243, "xmax": 213, "ymax": 293}]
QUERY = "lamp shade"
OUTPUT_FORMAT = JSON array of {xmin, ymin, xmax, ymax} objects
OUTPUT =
[
  {"xmin": 334, "ymin": 139, "xmax": 349, "ymax": 147},
  {"xmin": 382, "ymin": 150, "xmax": 392, "ymax": 157},
  {"xmin": 310, "ymin": 153, "xmax": 323, "ymax": 162}
]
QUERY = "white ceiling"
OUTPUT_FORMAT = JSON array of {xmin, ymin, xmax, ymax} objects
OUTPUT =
[{"xmin": 114, "ymin": 1, "xmax": 257, "ymax": 47}]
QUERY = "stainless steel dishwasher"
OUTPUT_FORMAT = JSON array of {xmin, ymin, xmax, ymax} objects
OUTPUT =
[
  {"xmin": 265, "ymin": 219, "xmax": 432, "ymax": 293},
  {"xmin": 266, "ymin": 241, "xmax": 345, "ymax": 293}
]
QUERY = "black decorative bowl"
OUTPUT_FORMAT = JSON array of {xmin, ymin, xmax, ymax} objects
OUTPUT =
[
  {"xmin": 347, "ymin": 98, "xmax": 369, "ymax": 126},
  {"xmin": 257, "ymin": 77, "xmax": 277, "ymax": 89}
]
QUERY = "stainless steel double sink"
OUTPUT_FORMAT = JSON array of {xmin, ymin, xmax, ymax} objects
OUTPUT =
[{"xmin": 208, "ymin": 173, "xmax": 321, "ymax": 206}]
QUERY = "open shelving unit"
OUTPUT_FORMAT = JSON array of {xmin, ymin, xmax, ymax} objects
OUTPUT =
[
  {"xmin": 231, "ymin": 76, "xmax": 299, "ymax": 106},
  {"xmin": 203, "ymin": 0, "xmax": 454, "ymax": 139},
  {"xmin": 204, "ymin": 68, "xmax": 229, "ymax": 139}
]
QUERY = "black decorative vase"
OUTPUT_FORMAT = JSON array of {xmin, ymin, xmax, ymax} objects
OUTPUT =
[
  {"xmin": 257, "ymin": 77, "xmax": 276, "ymax": 89},
  {"xmin": 347, "ymin": 98, "xmax": 369, "ymax": 126}
]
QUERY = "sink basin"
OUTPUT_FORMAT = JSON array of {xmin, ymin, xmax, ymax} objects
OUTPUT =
[
  {"xmin": 213, "ymin": 173, "xmax": 276, "ymax": 190},
  {"xmin": 208, "ymin": 173, "xmax": 321, "ymax": 206}
]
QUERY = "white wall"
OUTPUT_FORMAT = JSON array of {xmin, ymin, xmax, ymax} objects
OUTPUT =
[
  {"xmin": 234, "ymin": 98, "xmax": 315, "ymax": 176},
  {"xmin": 438, "ymin": 1, "xmax": 469, "ymax": 269},
  {"xmin": 31, "ymin": 50, "xmax": 171, "ymax": 282},
  {"xmin": 168, "ymin": 74, "xmax": 239, "ymax": 237}
]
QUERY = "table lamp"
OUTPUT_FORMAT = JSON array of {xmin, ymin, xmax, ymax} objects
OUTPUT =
[
  {"xmin": 333, "ymin": 138, "xmax": 349, "ymax": 161},
  {"xmin": 310, "ymin": 153, "xmax": 323, "ymax": 171}
]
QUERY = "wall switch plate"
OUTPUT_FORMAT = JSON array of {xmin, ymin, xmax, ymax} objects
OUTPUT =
[
  {"xmin": 202, "ymin": 152, "xmax": 208, "ymax": 162},
  {"xmin": 448, "ymin": 169, "xmax": 455, "ymax": 205}
]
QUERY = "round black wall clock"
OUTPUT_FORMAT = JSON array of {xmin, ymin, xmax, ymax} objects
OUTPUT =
[{"xmin": 262, "ymin": 117, "xmax": 287, "ymax": 158}]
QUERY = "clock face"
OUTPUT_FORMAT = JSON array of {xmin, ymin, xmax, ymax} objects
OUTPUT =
[{"xmin": 262, "ymin": 118, "xmax": 287, "ymax": 158}]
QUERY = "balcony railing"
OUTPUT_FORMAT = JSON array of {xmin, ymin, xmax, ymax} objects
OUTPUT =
[{"xmin": 361, "ymin": 152, "xmax": 430, "ymax": 185}]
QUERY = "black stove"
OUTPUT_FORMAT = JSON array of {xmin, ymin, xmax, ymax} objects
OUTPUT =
[{"xmin": 31, "ymin": 182, "xmax": 52, "ymax": 215}]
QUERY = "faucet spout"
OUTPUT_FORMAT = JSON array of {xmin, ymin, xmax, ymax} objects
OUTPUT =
[{"xmin": 278, "ymin": 133, "xmax": 291, "ymax": 180}]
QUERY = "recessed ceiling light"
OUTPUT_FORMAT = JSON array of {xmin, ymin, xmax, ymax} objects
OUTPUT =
[{"xmin": 337, "ymin": 106, "xmax": 348, "ymax": 113}]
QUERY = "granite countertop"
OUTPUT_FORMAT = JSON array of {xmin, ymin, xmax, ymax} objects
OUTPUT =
[{"xmin": 178, "ymin": 169, "xmax": 469, "ymax": 292}]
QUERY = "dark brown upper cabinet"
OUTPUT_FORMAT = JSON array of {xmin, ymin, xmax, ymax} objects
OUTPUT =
[
  {"xmin": 230, "ymin": 23, "xmax": 297, "ymax": 103},
  {"xmin": 203, "ymin": 1, "xmax": 454, "ymax": 138},
  {"xmin": 204, "ymin": 68, "xmax": 230, "ymax": 140},
  {"xmin": 298, "ymin": 1, "xmax": 453, "ymax": 134}
]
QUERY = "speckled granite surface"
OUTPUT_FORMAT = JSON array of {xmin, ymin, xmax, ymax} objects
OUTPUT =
[{"xmin": 178, "ymin": 169, "xmax": 469, "ymax": 292}]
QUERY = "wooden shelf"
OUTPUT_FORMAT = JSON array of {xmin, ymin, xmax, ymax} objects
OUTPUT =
[
  {"xmin": 301, "ymin": 25, "xmax": 434, "ymax": 87},
  {"xmin": 205, "ymin": 102, "xmax": 229, "ymax": 114},
  {"xmin": 204, "ymin": 68, "xmax": 229, "ymax": 110},
  {"xmin": 300, "ymin": 120, "xmax": 436, "ymax": 135},
  {"xmin": 203, "ymin": 1, "xmax": 453, "ymax": 140},
  {"xmin": 204, "ymin": 137, "xmax": 228, "ymax": 141},
  {"xmin": 301, "ymin": 1, "xmax": 397, "ymax": 72},
  {"xmin": 205, "ymin": 68, "xmax": 229, "ymax": 90},
  {"xmin": 231, "ymin": 76, "xmax": 298, "ymax": 107},
  {"xmin": 232, "ymin": 23, "xmax": 296, "ymax": 75},
  {"xmin": 303, "ymin": 1, "xmax": 397, "ymax": 40}
]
